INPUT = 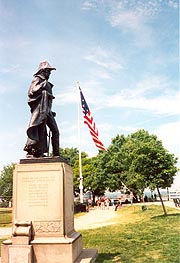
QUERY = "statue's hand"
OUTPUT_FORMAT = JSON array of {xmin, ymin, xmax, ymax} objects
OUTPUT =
[
  {"xmin": 49, "ymin": 94, "xmax": 55, "ymax": 99},
  {"xmin": 52, "ymin": 111, "xmax": 56, "ymax": 117}
]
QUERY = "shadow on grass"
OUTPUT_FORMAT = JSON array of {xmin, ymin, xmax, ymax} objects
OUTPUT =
[
  {"xmin": 152, "ymin": 213, "xmax": 180, "ymax": 219},
  {"xmin": 96, "ymin": 252, "xmax": 121, "ymax": 263}
]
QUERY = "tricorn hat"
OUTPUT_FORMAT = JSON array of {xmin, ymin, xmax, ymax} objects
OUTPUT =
[{"xmin": 34, "ymin": 61, "xmax": 56, "ymax": 75}]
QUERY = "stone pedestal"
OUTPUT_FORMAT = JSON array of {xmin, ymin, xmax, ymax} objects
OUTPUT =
[{"xmin": 1, "ymin": 158, "xmax": 97, "ymax": 263}]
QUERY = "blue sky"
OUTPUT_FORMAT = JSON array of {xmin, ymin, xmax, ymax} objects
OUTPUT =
[{"xmin": 0, "ymin": 0, "xmax": 179, "ymax": 186}]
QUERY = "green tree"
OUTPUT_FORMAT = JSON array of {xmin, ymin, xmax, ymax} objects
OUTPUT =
[
  {"xmin": 105, "ymin": 134, "xmax": 126, "ymax": 191},
  {"xmin": 0, "ymin": 163, "xmax": 15, "ymax": 201},
  {"xmin": 59, "ymin": 147, "xmax": 87, "ymax": 166},
  {"xmin": 120, "ymin": 130, "xmax": 178, "ymax": 214},
  {"xmin": 72, "ymin": 150, "xmax": 114, "ymax": 200},
  {"xmin": 97, "ymin": 130, "xmax": 178, "ymax": 215},
  {"xmin": 59, "ymin": 147, "xmax": 89, "ymax": 193},
  {"xmin": 73, "ymin": 155, "xmax": 96, "ymax": 192},
  {"xmin": 82, "ymin": 155, "xmax": 104, "ymax": 200},
  {"xmin": 121, "ymin": 130, "xmax": 177, "ymax": 187},
  {"xmin": 90, "ymin": 135, "xmax": 126, "ymax": 196},
  {"xmin": 59, "ymin": 147, "xmax": 78, "ymax": 166}
]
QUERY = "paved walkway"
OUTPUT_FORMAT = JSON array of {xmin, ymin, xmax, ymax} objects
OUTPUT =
[
  {"xmin": 74, "ymin": 200, "xmax": 180, "ymax": 231},
  {"xmin": 0, "ymin": 201, "xmax": 179, "ymax": 239},
  {"xmin": 0, "ymin": 201, "xmax": 179, "ymax": 263},
  {"xmin": 0, "ymin": 206, "xmax": 117, "ymax": 239},
  {"xmin": 74, "ymin": 206, "xmax": 117, "ymax": 230},
  {"xmin": 0, "ymin": 227, "xmax": 12, "ymax": 239}
]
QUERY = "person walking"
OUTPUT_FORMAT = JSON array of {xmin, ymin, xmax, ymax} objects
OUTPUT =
[{"xmin": 130, "ymin": 192, "xmax": 134, "ymax": 205}]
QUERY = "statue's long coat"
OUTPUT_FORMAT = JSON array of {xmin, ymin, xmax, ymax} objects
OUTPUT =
[{"xmin": 25, "ymin": 74, "xmax": 55, "ymax": 153}]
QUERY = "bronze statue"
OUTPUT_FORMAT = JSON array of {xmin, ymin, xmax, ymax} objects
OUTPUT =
[{"xmin": 24, "ymin": 61, "xmax": 60, "ymax": 158}]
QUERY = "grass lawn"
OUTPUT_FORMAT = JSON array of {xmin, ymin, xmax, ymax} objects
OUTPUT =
[
  {"xmin": 0, "ymin": 205, "xmax": 179, "ymax": 262},
  {"xmin": 0, "ymin": 208, "xmax": 12, "ymax": 257},
  {"xmin": 80, "ymin": 205, "xmax": 180, "ymax": 263},
  {"xmin": 0, "ymin": 208, "xmax": 12, "ymax": 227}
]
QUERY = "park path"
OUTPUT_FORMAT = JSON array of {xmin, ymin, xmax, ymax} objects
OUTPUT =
[
  {"xmin": 0, "ymin": 201, "xmax": 178, "ymax": 239},
  {"xmin": 0, "ymin": 206, "xmax": 117, "ymax": 239},
  {"xmin": 0, "ymin": 227, "xmax": 12, "ymax": 238},
  {"xmin": 74, "ymin": 206, "xmax": 117, "ymax": 230},
  {"xmin": 0, "ymin": 202, "xmax": 179, "ymax": 262}
]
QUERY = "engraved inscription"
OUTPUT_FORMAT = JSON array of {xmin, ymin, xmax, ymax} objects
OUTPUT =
[
  {"xmin": 28, "ymin": 183, "xmax": 48, "ymax": 207},
  {"xmin": 34, "ymin": 221, "xmax": 62, "ymax": 233},
  {"xmin": 21, "ymin": 174, "xmax": 56, "ymax": 207}
]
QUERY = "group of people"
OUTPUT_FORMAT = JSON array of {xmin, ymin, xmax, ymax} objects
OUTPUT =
[
  {"xmin": 85, "ymin": 192, "xmax": 138, "ymax": 212},
  {"xmin": 96, "ymin": 197, "xmax": 111, "ymax": 209}
]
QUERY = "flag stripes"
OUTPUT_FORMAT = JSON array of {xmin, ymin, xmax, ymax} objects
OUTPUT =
[{"xmin": 79, "ymin": 87, "xmax": 107, "ymax": 151}]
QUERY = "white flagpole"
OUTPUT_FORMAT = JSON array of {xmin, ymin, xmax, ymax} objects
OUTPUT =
[{"xmin": 77, "ymin": 81, "xmax": 83, "ymax": 203}]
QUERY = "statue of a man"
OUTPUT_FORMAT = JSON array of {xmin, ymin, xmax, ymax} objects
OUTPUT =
[{"xmin": 24, "ymin": 61, "xmax": 60, "ymax": 158}]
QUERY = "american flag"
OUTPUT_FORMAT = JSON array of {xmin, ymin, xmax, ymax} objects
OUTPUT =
[{"xmin": 79, "ymin": 87, "xmax": 107, "ymax": 151}]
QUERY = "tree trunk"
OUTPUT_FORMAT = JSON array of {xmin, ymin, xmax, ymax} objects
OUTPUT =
[{"xmin": 157, "ymin": 187, "xmax": 167, "ymax": 216}]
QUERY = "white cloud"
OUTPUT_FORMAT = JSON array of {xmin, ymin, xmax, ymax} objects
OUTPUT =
[
  {"xmin": 55, "ymin": 72, "xmax": 179, "ymax": 117},
  {"xmin": 0, "ymin": 82, "xmax": 20, "ymax": 94},
  {"xmin": 0, "ymin": 64, "xmax": 20, "ymax": 74},
  {"xmin": 105, "ymin": 72, "xmax": 179, "ymax": 116},
  {"xmin": 84, "ymin": 47, "xmax": 122, "ymax": 71},
  {"xmin": 155, "ymin": 120, "xmax": 180, "ymax": 162},
  {"xmin": 55, "ymin": 86, "xmax": 78, "ymax": 105},
  {"xmin": 109, "ymin": 9, "xmax": 143, "ymax": 30},
  {"xmin": 75, "ymin": 80, "xmax": 107, "ymax": 108},
  {"xmin": 106, "ymin": 91, "xmax": 180, "ymax": 115},
  {"xmin": 85, "ymin": 54, "xmax": 121, "ymax": 70},
  {"xmin": 0, "ymin": 128, "xmax": 26, "ymax": 171},
  {"xmin": 55, "ymin": 81, "xmax": 106, "ymax": 107},
  {"xmin": 107, "ymin": 4, "xmax": 154, "ymax": 47},
  {"xmin": 135, "ymin": 75, "xmax": 172, "ymax": 96},
  {"xmin": 167, "ymin": 0, "xmax": 179, "ymax": 9},
  {"xmin": 89, "ymin": 68, "xmax": 112, "ymax": 79},
  {"xmin": 117, "ymin": 126, "xmax": 137, "ymax": 134},
  {"xmin": 0, "ymin": 36, "xmax": 31, "ymax": 50},
  {"xmin": 81, "ymin": 0, "xmax": 97, "ymax": 10},
  {"xmin": 117, "ymin": 75, "xmax": 172, "ymax": 100},
  {"xmin": 83, "ymin": 0, "xmax": 178, "ymax": 48}
]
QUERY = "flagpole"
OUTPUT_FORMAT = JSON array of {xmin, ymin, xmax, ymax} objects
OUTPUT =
[{"xmin": 77, "ymin": 81, "xmax": 83, "ymax": 204}]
